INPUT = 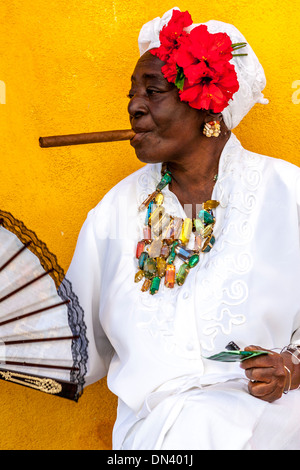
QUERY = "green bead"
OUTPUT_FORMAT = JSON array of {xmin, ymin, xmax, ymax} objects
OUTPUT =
[
  {"xmin": 143, "ymin": 257, "xmax": 157, "ymax": 279},
  {"xmin": 188, "ymin": 254, "xmax": 200, "ymax": 268},
  {"xmin": 156, "ymin": 172, "xmax": 172, "ymax": 191},
  {"xmin": 176, "ymin": 263, "xmax": 190, "ymax": 286},
  {"xmin": 167, "ymin": 241, "xmax": 179, "ymax": 264},
  {"xmin": 138, "ymin": 251, "xmax": 149, "ymax": 269},
  {"xmin": 167, "ymin": 251, "xmax": 176, "ymax": 264},
  {"xmin": 150, "ymin": 276, "xmax": 161, "ymax": 295},
  {"xmin": 202, "ymin": 235, "xmax": 216, "ymax": 253},
  {"xmin": 193, "ymin": 218, "xmax": 204, "ymax": 233},
  {"xmin": 198, "ymin": 209, "xmax": 214, "ymax": 225}
]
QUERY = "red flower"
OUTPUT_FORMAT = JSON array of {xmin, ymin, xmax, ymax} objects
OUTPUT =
[
  {"xmin": 161, "ymin": 54, "xmax": 178, "ymax": 83},
  {"xmin": 151, "ymin": 12, "xmax": 242, "ymax": 113},
  {"xmin": 180, "ymin": 62, "xmax": 239, "ymax": 113},
  {"xmin": 151, "ymin": 10, "xmax": 193, "ymax": 62}
]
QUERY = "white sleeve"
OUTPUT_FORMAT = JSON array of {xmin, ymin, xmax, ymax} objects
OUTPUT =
[
  {"xmin": 291, "ymin": 173, "xmax": 300, "ymax": 345},
  {"xmin": 66, "ymin": 209, "xmax": 114, "ymax": 386}
]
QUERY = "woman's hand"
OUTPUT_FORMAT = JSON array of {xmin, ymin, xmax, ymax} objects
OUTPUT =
[{"xmin": 240, "ymin": 345, "xmax": 289, "ymax": 403}]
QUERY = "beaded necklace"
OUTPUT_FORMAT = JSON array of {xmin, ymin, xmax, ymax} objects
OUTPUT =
[{"xmin": 135, "ymin": 166, "xmax": 219, "ymax": 295}]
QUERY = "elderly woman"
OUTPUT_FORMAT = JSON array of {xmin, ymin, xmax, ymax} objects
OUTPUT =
[{"xmin": 67, "ymin": 8, "xmax": 300, "ymax": 450}]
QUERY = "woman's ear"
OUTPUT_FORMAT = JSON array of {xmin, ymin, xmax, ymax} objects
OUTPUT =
[{"xmin": 204, "ymin": 112, "xmax": 223, "ymax": 124}]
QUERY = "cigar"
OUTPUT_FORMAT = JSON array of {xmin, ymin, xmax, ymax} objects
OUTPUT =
[{"xmin": 39, "ymin": 129, "xmax": 135, "ymax": 148}]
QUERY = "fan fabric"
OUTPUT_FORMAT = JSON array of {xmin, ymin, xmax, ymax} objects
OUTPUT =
[{"xmin": 0, "ymin": 210, "xmax": 88, "ymax": 401}]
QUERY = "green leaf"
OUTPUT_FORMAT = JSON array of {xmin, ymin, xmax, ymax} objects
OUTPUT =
[
  {"xmin": 231, "ymin": 42, "xmax": 247, "ymax": 49},
  {"xmin": 175, "ymin": 66, "xmax": 185, "ymax": 91}
]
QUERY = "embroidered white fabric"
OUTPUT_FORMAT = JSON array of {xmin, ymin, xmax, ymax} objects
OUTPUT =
[
  {"xmin": 138, "ymin": 7, "xmax": 269, "ymax": 130},
  {"xmin": 67, "ymin": 134, "xmax": 300, "ymax": 449}
]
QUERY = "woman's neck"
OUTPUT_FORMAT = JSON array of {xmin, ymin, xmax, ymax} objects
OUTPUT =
[{"xmin": 167, "ymin": 132, "xmax": 230, "ymax": 217}]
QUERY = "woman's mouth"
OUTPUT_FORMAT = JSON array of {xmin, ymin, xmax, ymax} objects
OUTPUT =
[{"xmin": 130, "ymin": 130, "xmax": 150, "ymax": 146}]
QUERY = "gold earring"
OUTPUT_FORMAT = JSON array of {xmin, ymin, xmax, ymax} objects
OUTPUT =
[{"xmin": 203, "ymin": 120, "xmax": 221, "ymax": 138}]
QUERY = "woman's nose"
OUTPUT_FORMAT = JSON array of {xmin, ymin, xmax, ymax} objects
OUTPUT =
[{"xmin": 128, "ymin": 94, "xmax": 148, "ymax": 119}]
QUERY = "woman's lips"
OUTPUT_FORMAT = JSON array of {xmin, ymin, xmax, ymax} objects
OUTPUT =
[{"xmin": 130, "ymin": 131, "xmax": 149, "ymax": 145}]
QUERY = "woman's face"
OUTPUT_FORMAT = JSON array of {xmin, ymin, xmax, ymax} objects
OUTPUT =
[{"xmin": 128, "ymin": 51, "xmax": 206, "ymax": 164}]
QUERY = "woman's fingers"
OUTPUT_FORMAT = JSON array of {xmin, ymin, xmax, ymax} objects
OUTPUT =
[
  {"xmin": 241, "ymin": 345, "xmax": 288, "ymax": 402},
  {"xmin": 244, "ymin": 366, "xmax": 274, "ymax": 383},
  {"xmin": 247, "ymin": 380, "xmax": 279, "ymax": 402}
]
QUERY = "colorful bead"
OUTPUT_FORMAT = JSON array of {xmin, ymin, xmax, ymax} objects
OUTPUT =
[
  {"xmin": 198, "ymin": 209, "xmax": 215, "ymax": 225},
  {"xmin": 151, "ymin": 213, "xmax": 171, "ymax": 237},
  {"xmin": 156, "ymin": 172, "xmax": 172, "ymax": 191},
  {"xmin": 143, "ymin": 225, "xmax": 152, "ymax": 240},
  {"xmin": 135, "ymin": 167, "xmax": 219, "ymax": 294},
  {"xmin": 175, "ymin": 245, "xmax": 194, "ymax": 262},
  {"xmin": 141, "ymin": 278, "xmax": 151, "ymax": 292},
  {"xmin": 150, "ymin": 276, "xmax": 161, "ymax": 295},
  {"xmin": 176, "ymin": 263, "xmax": 190, "ymax": 286},
  {"xmin": 156, "ymin": 257, "xmax": 167, "ymax": 277},
  {"xmin": 143, "ymin": 257, "xmax": 157, "ymax": 279},
  {"xmin": 165, "ymin": 264, "xmax": 176, "ymax": 288},
  {"xmin": 193, "ymin": 218, "xmax": 203, "ymax": 233},
  {"xmin": 161, "ymin": 218, "xmax": 174, "ymax": 239},
  {"xmin": 138, "ymin": 251, "xmax": 149, "ymax": 269},
  {"xmin": 202, "ymin": 200, "xmax": 219, "ymax": 210},
  {"xmin": 202, "ymin": 235, "xmax": 216, "ymax": 253},
  {"xmin": 179, "ymin": 218, "xmax": 193, "ymax": 244},
  {"xmin": 148, "ymin": 239, "xmax": 163, "ymax": 258},
  {"xmin": 160, "ymin": 244, "xmax": 170, "ymax": 258},
  {"xmin": 188, "ymin": 254, "xmax": 200, "ymax": 268},
  {"xmin": 194, "ymin": 219, "xmax": 213, "ymax": 238},
  {"xmin": 194, "ymin": 234, "xmax": 203, "ymax": 251},
  {"xmin": 148, "ymin": 205, "xmax": 165, "ymax": 226},
  {"xmin": 167, "ymin": 241, "xmax": 179, "ymax": 264},
  {"xmin": 145, "ymin": 200, "xmax": 154, "ymax": 225},
  {"xmin": 172, "ymin": 217, "xmax": 183, "ymax": 239},
  {"xmin": 136, "ymin": 241, "xmax": 145, "ymax": 259},
  {"xmin": 154, "ymin": 192, "xmax": 164, "ymax": 206},
  {"xmin": 138, "ymin": 190, "xmax": 159, "ymax": 211},
  {"xmin": 134, "ymin": 270, "xmax": 144, "ymax": 282}
]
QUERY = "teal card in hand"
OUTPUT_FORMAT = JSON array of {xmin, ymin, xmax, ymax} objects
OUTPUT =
[{"xmin": 205, "ymin": 350, "xmax": 269, "ymax": 362}]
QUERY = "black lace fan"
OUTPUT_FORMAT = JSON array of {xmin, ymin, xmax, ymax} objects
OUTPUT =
[{"xmin": 0, "ymin": 210, "xmax": 88, "ymax": 401}]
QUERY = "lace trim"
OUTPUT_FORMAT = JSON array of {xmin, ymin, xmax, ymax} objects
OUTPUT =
[{"xmin": 0, "ymin": 209, "xmax": 88, "ymax": 401}]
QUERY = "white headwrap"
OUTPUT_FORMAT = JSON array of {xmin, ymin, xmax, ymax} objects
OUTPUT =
[{"xmin": 138, "ymin": 7, "xmax": 268, "ymax": 130}]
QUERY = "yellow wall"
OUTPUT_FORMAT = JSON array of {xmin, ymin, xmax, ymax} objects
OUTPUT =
[{"xmin": 0, "ymin": 0, "xmax": 299, "ymax": 450}]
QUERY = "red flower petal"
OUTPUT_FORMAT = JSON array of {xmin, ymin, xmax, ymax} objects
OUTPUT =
[{"xmin": 153, "ymin": 10, "xmax": 241, "ymax": 112}]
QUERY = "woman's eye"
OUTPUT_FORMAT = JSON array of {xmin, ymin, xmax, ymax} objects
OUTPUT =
[
  {"xmin": 147, "ymin": 89, "xmax": 160, "ymax": 95},
  {"xmin": 126, "ymin": 89, "xmax": 162, "ymax": 99}
]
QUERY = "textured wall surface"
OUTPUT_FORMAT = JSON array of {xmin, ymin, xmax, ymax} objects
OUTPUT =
[{"xmin": 0, "ymin": 0, "xmax": 299, "ymax": 450}]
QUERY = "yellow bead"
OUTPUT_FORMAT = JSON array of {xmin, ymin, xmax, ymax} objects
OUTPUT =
[
  {"xmin": 148, "ymin": 206, "xmax": 165, "ymax": 226},
  {"xmin": 179, "ymin": 218, "xmax": 193, "ymax": 244},
  {"xmin": 202, "ymin": 200, "xmax": 220, "ymax": 210},
  {"xmin": 154, "ymin": 192, "xmax": 164, "ymax": 206},
  {"xmin": 156, "ymin": 257, "xmax": 167, "ymax": 277},
  {"xmin": 134, "ymin": 270, "xmax": 144, "ymax": 283},
  {"xmin": 141, "ymin": 278, "xmax": 151, "ymax": 292}
]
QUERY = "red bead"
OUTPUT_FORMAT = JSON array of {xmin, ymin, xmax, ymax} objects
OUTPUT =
[{"xmin": 136, "ymin": 241, "xmax": 145, "ymax": 259}]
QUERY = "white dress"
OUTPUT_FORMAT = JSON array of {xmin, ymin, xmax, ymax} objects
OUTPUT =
[{"xmin": 67, "ymin": 134, "xmax": 300, "ymax": 450}]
